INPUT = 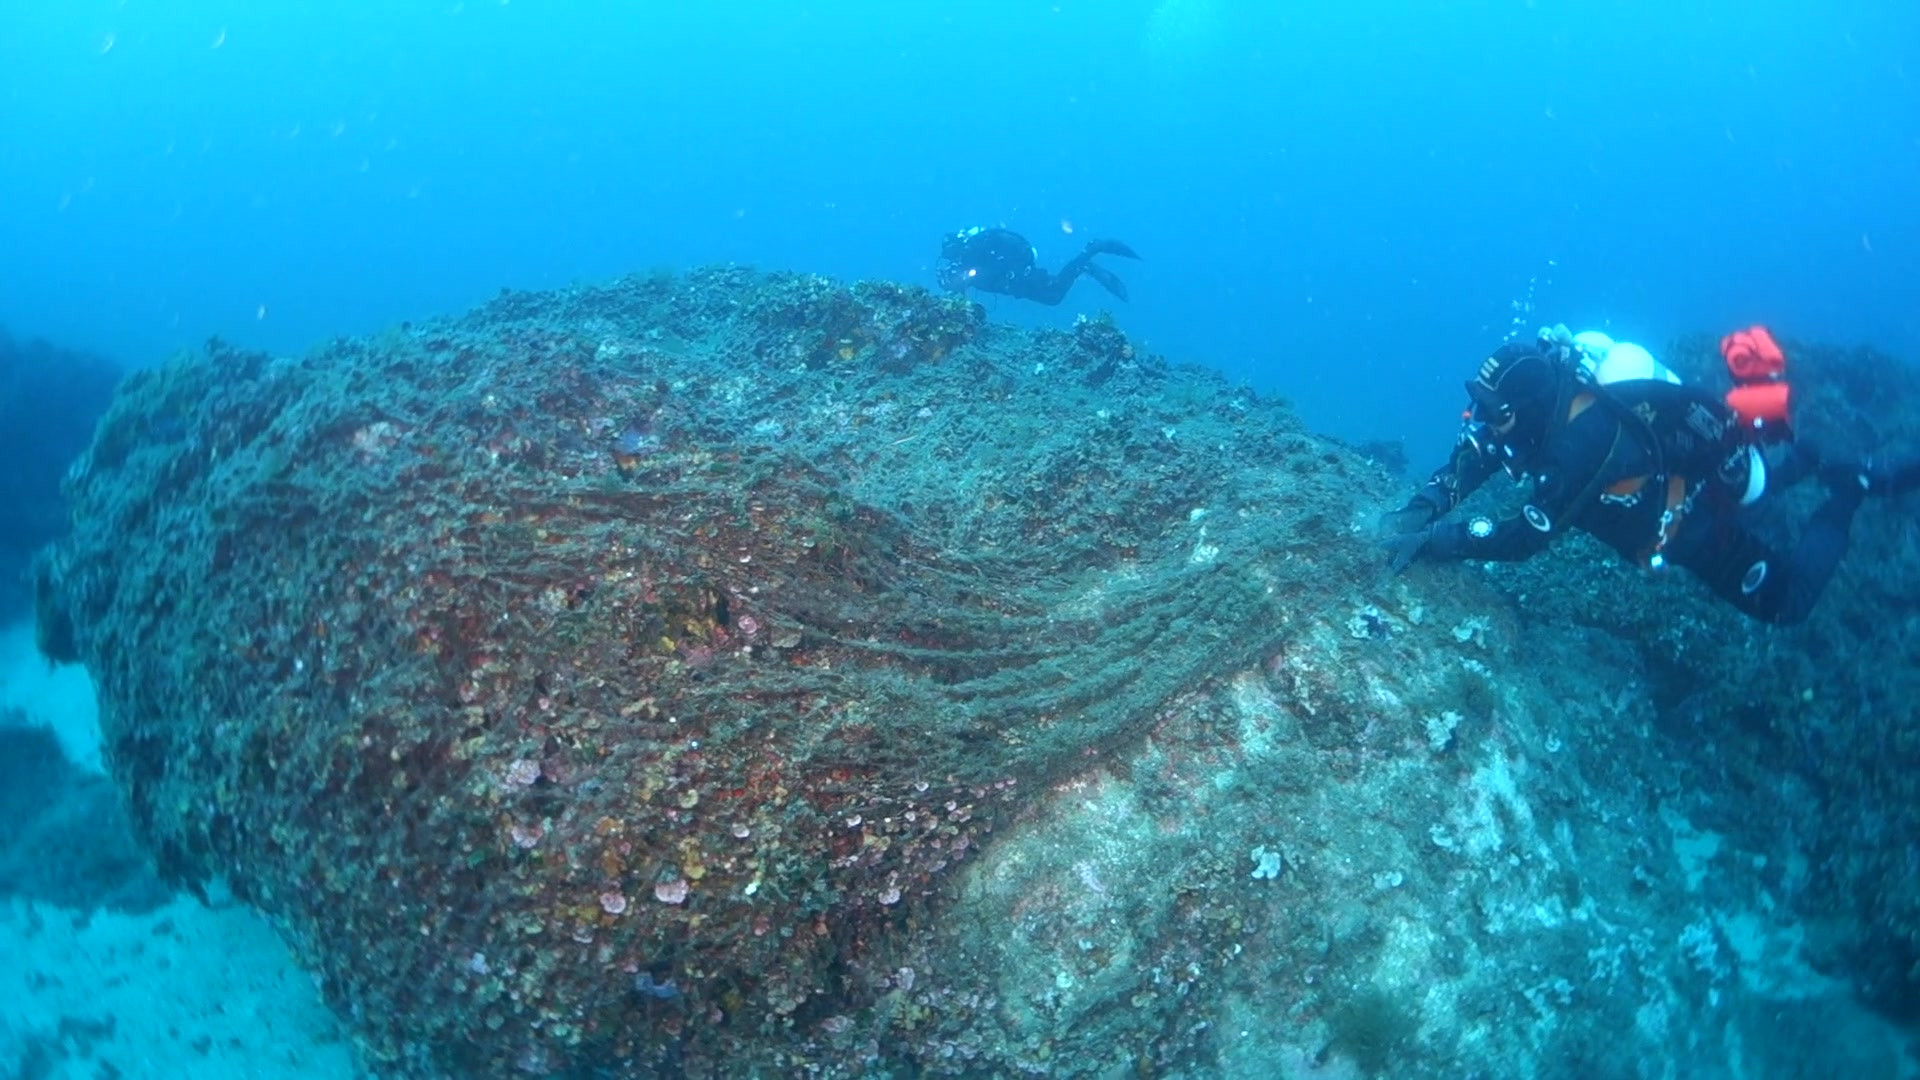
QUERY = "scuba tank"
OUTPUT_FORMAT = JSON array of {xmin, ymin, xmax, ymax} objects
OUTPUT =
[
  {"xmin": 1544, "ymin": 325, "xmax": 1770, "ymax": 507},
  {"xmin": 1568, "ymin": 324, "xmax": 1794, "ymax": 447}
]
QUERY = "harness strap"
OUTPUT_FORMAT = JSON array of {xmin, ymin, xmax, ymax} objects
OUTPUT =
[
  {"xmin": 1543, "ymin": 410, "xmax": 1625, "ymax": 535},
  {"xmin": 1639, "ymin": 473, "xmax": 1692, "ymax": 566},
  {"xmin": 1572, "ymin": 375, "xmax": 1704, "ymax": 566}
]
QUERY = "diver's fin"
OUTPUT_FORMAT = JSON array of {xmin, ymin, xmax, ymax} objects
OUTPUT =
[
  {"xmin": 1085, "ymin": 238, "xmax": 1140, "ymax": 260},
  {"xmin": 1085, "ymin": 263, "xmax": 1130, "ymax": 302}
]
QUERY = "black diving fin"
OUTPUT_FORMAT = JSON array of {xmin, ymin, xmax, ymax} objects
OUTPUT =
[
  {"xmin": 1084, "ymin": 262, "xmax": 1130, "ymax": 301},
  {"xmin": 1084, "ymin": 238, "xmax": 1141, "ymax": 260}
]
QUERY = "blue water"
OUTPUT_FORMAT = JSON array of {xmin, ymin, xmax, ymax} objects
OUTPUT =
[{"xmin": 3, "ymin": 0, "xmax": 1915, "ymax": 467}]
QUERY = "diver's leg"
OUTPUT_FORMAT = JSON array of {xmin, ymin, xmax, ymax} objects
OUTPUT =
[
  {"xmin": 1773, "ymin": 485, "xmax": 1868, "ymax": 623},
  {"xmin": 1768, "ymin": 442, "xmax": 1823, "ymax": 490},
  {"xmin": 1024, "ymin": 249, "xmax": 1131, "ymax": 304},
  {"xmin": 1015, "ymin": 268, "xmax": 1074, "ymax": 306},
  {"xmin": 1669, "ymin": 486, "xmax": 1866, "ymax": 625}
]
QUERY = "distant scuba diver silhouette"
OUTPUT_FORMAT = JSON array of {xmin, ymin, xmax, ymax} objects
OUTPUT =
[{"xmin": 935, "ymin": 226, "xmax": 1140, "ymax": 306}]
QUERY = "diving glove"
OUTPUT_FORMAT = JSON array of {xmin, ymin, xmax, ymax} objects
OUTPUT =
[
  {"xmin": 1381, "ymin": 526, "xmax": 1435, "ymax": 574},
  {"xmin": 1379, "ymin": 491, "xmax": 1444, "ymax": 536}
]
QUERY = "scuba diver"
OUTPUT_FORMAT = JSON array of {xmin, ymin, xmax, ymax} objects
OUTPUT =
[
  {"xmin": 1381, "ymin": 324, "xmax": 1919, "ymax": 625},
  {"xmin": 935, "ymin": 226, "xmax": 1140, "ymax": 306}
]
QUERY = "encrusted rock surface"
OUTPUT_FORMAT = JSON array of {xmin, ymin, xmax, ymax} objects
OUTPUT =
[{"xmin": 35, "ymin": 270, "xmax": 1918, "ymax": 1077}]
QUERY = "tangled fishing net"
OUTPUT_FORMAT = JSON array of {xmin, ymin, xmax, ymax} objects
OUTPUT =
[{"xmin": 37, "ymin": 269, "xmax": 1374, "ymax": 1075}]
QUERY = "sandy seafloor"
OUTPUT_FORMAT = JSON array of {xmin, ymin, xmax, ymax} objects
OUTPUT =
[{"xmin": 0, "ymin": 618, "xmax": 360, "ymax": 1080}]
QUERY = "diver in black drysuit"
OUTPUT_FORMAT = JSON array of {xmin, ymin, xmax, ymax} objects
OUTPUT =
[
  {"xmin": 935, "ymin": 226, "xmax": 1140, "ymax": 306},
  {"xmin": 1381, "ymin": 338, "xmax": 1920, "ymax": 625}
]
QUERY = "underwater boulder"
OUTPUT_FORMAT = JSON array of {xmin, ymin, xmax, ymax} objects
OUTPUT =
[
  {"xmin": 35, "ymin": 269, "xmax": 1374, "ymax": 1075},
  {"xmin": 37, "ymin": 270, "xmax": 1916, "ymax": 1078}
]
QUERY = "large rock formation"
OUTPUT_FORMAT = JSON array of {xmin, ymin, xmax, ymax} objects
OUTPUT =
[{"xmin": 35, "ymin": 271, "xmax": 1919, "ymax": 1077}]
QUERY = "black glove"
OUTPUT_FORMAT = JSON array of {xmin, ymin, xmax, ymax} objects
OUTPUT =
[
  {"xmin": 1381, "ymin": 526, "xmax": 1436, "ymax": 574},
  {"xmin": 1378, "ymin": 492, "xmax": 1443, "ymax": 537}
]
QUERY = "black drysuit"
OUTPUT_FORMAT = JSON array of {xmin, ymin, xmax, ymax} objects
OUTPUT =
[
  {"xmin": 935, "ymin": 228, "xmax": 1136, "ymax": 306},
  {"xmin": 1406, "ymin": 382, "xmax": 1864, "ymax": 625}
]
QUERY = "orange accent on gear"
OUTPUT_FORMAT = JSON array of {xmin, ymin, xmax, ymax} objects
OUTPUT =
[
  {"xmin": 1720, "ymin": 325, "xmax": 1787, "ymax": 384},
  {"xmin": 1726, "ymin": 382, "xmax": 1793, "ymax": 441}
]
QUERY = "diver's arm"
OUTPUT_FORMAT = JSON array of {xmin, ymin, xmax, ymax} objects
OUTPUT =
[
  {"xmin": 1425, "ymin": 435, "xmax": 1502, "ymax": 514},
  {"xmin": 1417, "ymin": 445, "xmax": 1593, "ymax": 563},
  {"xmin": 1389, "ymin": 433, "xmax": 1501, "ymax": 529},
  {"xmin": 1420, "ymin": 511, "xmax": 1556, "ymax": 563}
]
